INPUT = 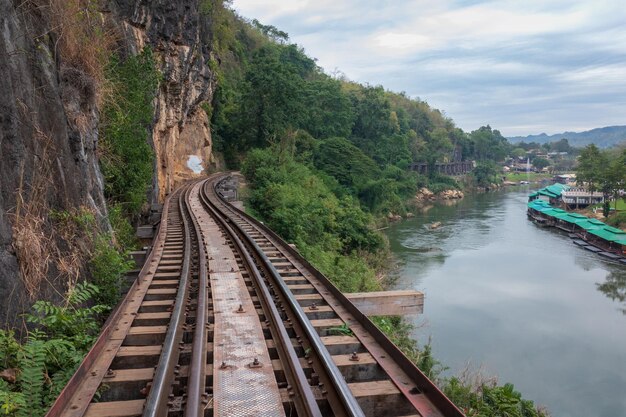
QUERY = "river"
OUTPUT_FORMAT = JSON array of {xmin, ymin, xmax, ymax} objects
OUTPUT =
[{"xmin": 384, "ymin": 186, "xmax": 626, "ymax": 417}]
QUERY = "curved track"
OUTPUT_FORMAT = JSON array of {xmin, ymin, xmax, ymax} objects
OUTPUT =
[{"xmin": 46, "ymin": 174, "xmax": 464, "ymax": 417}]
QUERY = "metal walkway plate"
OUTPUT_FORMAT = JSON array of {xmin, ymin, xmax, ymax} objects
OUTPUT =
[{"xmin": 190, "ymin": 184, "xmax": 285, "ymax": 417}]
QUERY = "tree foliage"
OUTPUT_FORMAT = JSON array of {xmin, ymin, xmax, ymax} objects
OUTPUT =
[{"xmin": 576, "ymin": 145, "xmax": 626, "ymax": 215}]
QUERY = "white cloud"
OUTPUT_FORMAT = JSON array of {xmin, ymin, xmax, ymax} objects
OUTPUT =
[{"xmin": 232, "ymin": 0, "xmax": 626, "ymax": 136}]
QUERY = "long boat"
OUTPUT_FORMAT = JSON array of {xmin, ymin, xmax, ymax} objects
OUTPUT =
[{"xmin": 527, "ymin": 186, "xmax": 626, "ymax": 264}]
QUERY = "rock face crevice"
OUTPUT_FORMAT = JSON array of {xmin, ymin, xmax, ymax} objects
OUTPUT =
[{"xmin": 113, "ymin": 0, "xmax": 217, "ymax": 202}]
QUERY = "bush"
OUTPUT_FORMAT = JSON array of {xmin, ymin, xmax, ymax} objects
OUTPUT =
[
  {"xmin": 242, "ymin": 146, "xmax": 384, "ymax": 291},
  {"xmin": 108, "ymin": 204, "xmax": 138, "ymax": 252},
  {"xmin": 89, "ymin": 234, "xmax": 134, "ymax": 306},
  {"xmin": 605, "ymin": 211, "xmax": 626, "ymax": 229}
]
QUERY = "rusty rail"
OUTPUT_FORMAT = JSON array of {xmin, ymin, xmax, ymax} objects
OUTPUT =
[
  {"xmin": 185, "ymin": 183, "xmax": 209, "ymax": 415},
  {"xmin": 45, "ymin": 188, "xmax": 178, "ymax": 417},
  {"xmin": 143, "ymin": 185, "xmax": 193, "ymax": 417}
]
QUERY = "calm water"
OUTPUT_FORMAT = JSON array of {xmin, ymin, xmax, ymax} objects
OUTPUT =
[{"xmin": 385, "ymin": 186, "xmax": 626, "ymax": 417}]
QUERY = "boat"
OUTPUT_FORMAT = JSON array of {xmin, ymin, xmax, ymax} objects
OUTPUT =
[
  {"xmin": 599, "ymin": 251, "xmax": 622, "ymax": 260},
  {"xmin": 584, "ymin": 245, "xmax": 602, "ymax": 253}
]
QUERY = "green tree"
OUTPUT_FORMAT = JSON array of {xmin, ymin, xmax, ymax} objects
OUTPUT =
[
  {"xmin": 301, "ymin": 77, "xmax": 355, "ymax": 139},
  {"xmin": 313, "ymin": 137, "xmax": 380, "ymax": 192},
  {"xmin": 238, "ymin": 44, "xmax": 307, "ymax": 147},
  {"xmin": 576, "ymin": 145, "xmax": 625, "ymax": 217},
  {"xmin": 551, "ymin": 138, "xmax": 572, "ymax": 153},
  {"xmin": 576, "ymin": 144, "xmax": 607, "ymax": 194},
  {"xmin": 470, "ymin": 125, "xmax": 509, "ymax": 162},
  {"xmin": 511, "ymin": 147, "xmax": 527, "ymax": 159},
  {"xmin": 532, "ymin": 157, "xmax": 550, "ymax": 170},
  {"xmin": 425, "ymin": 127, "xmax": 453, "ymax": 172},
  {"xmin": 349, "ymin": 85, "xmax": 395, "ymax": 152},
  {"xmin": 472, "ymin": 161, "xmax": 501, "ymax": 187}
]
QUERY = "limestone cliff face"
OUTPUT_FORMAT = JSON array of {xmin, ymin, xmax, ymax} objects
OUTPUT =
[
  {"xmin": 113, "ymin": 0, "xmax": 217, "ymax": 202},
  {"xmin": 0, "ymin": 0, "xmax": 217, "ymax": 325},
  {"xmin": 0, "ymin": 0, "xmax": 109, "ymax": 324}
]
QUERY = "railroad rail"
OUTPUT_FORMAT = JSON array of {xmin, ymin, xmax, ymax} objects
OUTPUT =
[{"xmin": 46, "ymin": 173, "xmax": 464, "ymax": 417}]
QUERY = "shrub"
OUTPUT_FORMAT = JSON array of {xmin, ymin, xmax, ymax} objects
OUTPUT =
[
  {"xmin": 26, "ymin": 282, "xmax": 109, "ymax": 350},
  {"xmin": 89, "ymin": 234, "xmax": 134, "ymax": 306},
  {"xmin": 100, "ymin": 48, "xmax": 159, "ymax": 215},
  {"xmin": 108, "ymin": 204, "xmax": 138, "ymax": 252},
  {"xmin": 0, "ymin": 283, "xmax": 108, "ymax": 416},
  {"xmin": 605, "ymin": 211, "xmax": 626, "ymax": 229}
]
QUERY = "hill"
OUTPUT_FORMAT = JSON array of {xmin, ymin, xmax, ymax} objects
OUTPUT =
[{"xmin": 508, "ymin": 126, "xmax": 626, "ymax": 148}]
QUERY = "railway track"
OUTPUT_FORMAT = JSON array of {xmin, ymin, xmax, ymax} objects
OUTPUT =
[{"xmin": 47, "ymin": 174, "xmax": 464, "ymax": 417}]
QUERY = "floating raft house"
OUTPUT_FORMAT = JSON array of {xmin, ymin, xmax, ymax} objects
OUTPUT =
[{"xmin": 527, "ymin": 185, "xmax": 626, "ymax": 258}]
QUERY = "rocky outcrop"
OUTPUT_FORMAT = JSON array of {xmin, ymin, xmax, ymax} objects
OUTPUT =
[
  {"xmin": 0, "ymin": 0, "xmax": 108, "ymax": 325},
  {"xmin": 113, "ymin": 0, "xmax": 217, "ymax": 202},
  {"xmin": 438, "ymin": 189, "xmax": 464, "ymax": 200},
  {"xmin": 415, "ymin": 187, "xmax": 435, "ymax": 204},
  {"xmin": 415, "ymin": 187, "xmax": 464, "ymax": 206}
]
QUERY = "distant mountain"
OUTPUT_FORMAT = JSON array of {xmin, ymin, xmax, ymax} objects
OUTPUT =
[{"xmin": 508, "ymin": 126, "xmax": 626, "ymax": 148}]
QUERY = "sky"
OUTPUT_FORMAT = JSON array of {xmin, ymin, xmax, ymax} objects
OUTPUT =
[{"xmin": 232, "ymin": 0, "xmax": 626, "ymax": 137}]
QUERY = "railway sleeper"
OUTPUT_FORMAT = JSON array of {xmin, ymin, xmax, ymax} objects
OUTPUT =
[
  {"xmin": 286, "ymin": 283, "xmax": 317, "ymax": 294},
  {"xmin": 144, "ymin": 288, "xmax": 178, "ymax": 300},
  {"xmin": 123, "ymin": 325, "xmax": 168, "ymax": 346},
  {"xmin": 148, "ymin": 280, "xmax": 180, "ymax": 289},
  {"xmin": 96, "ymin": 364, "xmax": 214, "ymax": 404},
  {"xmin": 138, "ymin": 300, "xmax": 174, "ymax": 313},
  {"xmin": 282, "ymin": 276, "xmax": 308, "ymax": 285}
]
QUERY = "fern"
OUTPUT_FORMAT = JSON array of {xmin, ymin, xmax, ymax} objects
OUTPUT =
[
  {"xmin": 17, "ymin": 340, "xmax": 46, "ymax": 417},
  {"xmin": 26, "ymin": 282, "xmax": 109, "ymax": 350}
]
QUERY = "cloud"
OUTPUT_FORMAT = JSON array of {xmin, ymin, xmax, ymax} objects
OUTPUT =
[{"xmin": 232, "ymin": 0, "xmax": 626, "ymax": 136}]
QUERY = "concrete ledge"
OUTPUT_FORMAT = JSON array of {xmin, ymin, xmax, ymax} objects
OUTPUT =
[{"xmin": 345, "ymin": 290, "xmax": 424, "ymax": 316}]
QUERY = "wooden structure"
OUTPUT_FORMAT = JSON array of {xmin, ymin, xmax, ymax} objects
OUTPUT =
[
  {"xmin": 346, "ymin": 290, "xmax": 423, "ymax": 316},
  {"xmin": 410, "ymin": 161, "xmax": 474, "ymax": 176}
]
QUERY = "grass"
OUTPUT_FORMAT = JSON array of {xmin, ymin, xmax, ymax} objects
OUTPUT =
[
  {"xmin": 589, "ymin": 199, "xmax": 626, "ymax": 211},
  {"xmin": 504, "ymin": 172, "xmax": 552, "ymax": 182}
]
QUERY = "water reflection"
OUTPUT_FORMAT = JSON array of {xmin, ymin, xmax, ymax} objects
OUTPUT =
[
  {"xmin": 385, "ymin": 187, "xmax": 626, "ymax": 417},
  {"xmin": 597, "ymin": 268, "xmax": 626, "ymax": 314}
]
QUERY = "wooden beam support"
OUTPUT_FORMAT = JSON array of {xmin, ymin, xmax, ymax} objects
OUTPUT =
[{"xmin": 345, "ymin": 290, "xmax": 424, "ymax": 316}]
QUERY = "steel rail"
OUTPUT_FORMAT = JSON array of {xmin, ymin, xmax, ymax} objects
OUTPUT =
[
  {"xmin": 212, "ymin": 175, "xmax": 466, "ymax": 417},
  {"xmin": 45, "ymin": 189, "xmax": 178, "ymax": 417},
  {"xmin": 184, "ymin": 181, "xmax": 209, "ymax": 416},
  {"xmin": 204, "ymin": 179, "xmax": 365, "ymax": 417},
  {"xmin": 144, "ymin": 185, "xmax": 194, "ymax": 417},
  {"xmin": 198, "ymin": 180, "xmax": 324, "ymax": 417}
]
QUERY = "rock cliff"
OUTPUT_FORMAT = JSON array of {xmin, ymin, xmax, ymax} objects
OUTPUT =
[
  {"xmin": 0, "ymin": 0, "xmax": 109, "ymax": 325},
  {"xmin": 113, "ymin": 0, "xmax": 217, "ymax": 201},
  {"xmin": 0, "ymin": 0, "xmax": 217, "ymax": 326}
]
